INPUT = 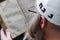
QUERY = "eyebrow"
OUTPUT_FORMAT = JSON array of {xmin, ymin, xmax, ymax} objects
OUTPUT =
[{"xmin": 28, "ymin": 10, "xmax": 37, "ymax": 13}]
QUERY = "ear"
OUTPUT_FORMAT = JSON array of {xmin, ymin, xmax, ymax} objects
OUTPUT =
[{"xmin": 40, "ymin": 16, "xmax": 47, "ymax": 29}]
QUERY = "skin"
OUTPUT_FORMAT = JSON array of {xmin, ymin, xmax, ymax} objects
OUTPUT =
[
  {"xmin": 44, "ymin": 20, "xmax": 60, "ymax": 40},
  {"xmin": 29, "ymin": 15, "xmax": 60, "ymax": 40}
]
